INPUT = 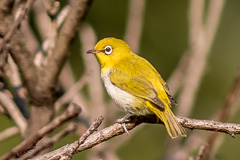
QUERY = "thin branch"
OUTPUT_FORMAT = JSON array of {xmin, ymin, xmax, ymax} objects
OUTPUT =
[
  {"xmin": 58, "ymin": 62, "xmax": 89, "ymax": 116},
  {"xmin": 71, "ymin": 117, "xmax": 104, "ymax": 156},
  {"xmin": 0, "ymin": 103, "xmax": 81, "ymax": 160},
  {"xmin": 20, "ymin": 123, "xmax": 77, "ymax": 160},
  {"xmin": 32, "ymin": 0, "xmax": 51, "ymax": 41},
  {"xmin": 25, "ymin": 115, "xmax": 240, "ymax": 160},
  {"xmin": 204, "ymin": 67, "xmax": 240, "ymax": 159},
  {"xmin": 43, "ymin": 0, "xmax": 60, "ymax": 16},
  {"xmin": 167, "ymin": 50, "xmax": 191, "ymax": 95},
  {"xmin": 34, "ymin": 4, "xmax": 70, "ymax": 66},
  {"xmin": 0, "ymin": 0, "xmax": 37, "ymax": 67},
  {"xmin": 0, "ymin": 0, "xmax": 39, "ymax": 105},
  {"xmin": 189, "ymin": 143, "xmax": 209, "ymax": 160},
  {"xmin": 217, "ymin": 68, "xmax": 240, "ymax": 122},
  {"xmin": 4, "ymin": 0, "xmax": 36, "ymax": 42},
  {"xmin": 124, "ymin": 0, "xmax": 145, "ymax": 53},
  {"xmin": 176, "ymin": 0, "xmax": 205, "ymax": 117},
  {"xmin": 0, "ymin": 91, "xmax": 27, "ymax": 135},
  {"xmin": 80, "ymin": 23, "xmax": 105, "ymax": 121},
  {"xmin": 33, "ymin": 117, "xmax": 104, "ymax": 160},
  {"xmin": 3, "ymin": 56, "xmax": 29, "ymax": 118},
  {"xmin": 176, "ymin": 0, "xmax": 225, "ymax": 117},
  {"xmin": 0, "ymin": 105, "xmax": 6, "ymax": 114},
  {"xmin": 168, "ymin": 1, "xmax": 227, "ymax": 158},
  {"xmin": 196, "ymin": 143, "xmax": 209, "ymax": 160},
  {"xmin": 40, "ymin": 0, "xmax": 93, "ymax": 90},
  {"xmin": 0, "ymin": 126, "xmax": 19, "ymax": 142},
  {"xmin": 178, "ymin": 116, "xmax": 240, "ymax": 137},
  {"xmin": 55, "ymin": 72, "xmax": 89, "ymax": 111}
]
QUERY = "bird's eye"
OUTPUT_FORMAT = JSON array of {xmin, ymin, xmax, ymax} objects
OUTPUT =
[{"xmin": 104, "ymin": 46, "xmax": 113, "ymax": 55}]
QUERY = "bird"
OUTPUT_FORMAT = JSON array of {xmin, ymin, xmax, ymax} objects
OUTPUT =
[{"xmin": 86, "ymin": 37, "xmax": 186, "ymax": 138}]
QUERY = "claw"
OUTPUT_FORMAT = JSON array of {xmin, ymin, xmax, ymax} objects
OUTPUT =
[
  {"xmin": 116, "ymin": 113, "xmax": 133, "ymax": 135},
  {"xmin": 121, "ymin": 123, "xmax": 129, "ymax": 135}
]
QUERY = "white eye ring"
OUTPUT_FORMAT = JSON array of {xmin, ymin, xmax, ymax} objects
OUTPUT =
[{"xmin": 104, "ymin": 46, "xmax": 113, "ymax": 55}]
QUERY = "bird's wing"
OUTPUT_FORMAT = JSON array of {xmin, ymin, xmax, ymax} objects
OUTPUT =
[
  {"xmin": 109, "ymin": 69, "xmax": 166, "ymax": 108},
  {"xmin": 159, "ymin": 77, "xmax": 177, "ymax": 104}
]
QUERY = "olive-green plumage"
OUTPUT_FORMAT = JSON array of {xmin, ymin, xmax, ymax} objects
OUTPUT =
[{"xmin": 86, "ymin": 37, "xmax": 186, "ymax": 138}]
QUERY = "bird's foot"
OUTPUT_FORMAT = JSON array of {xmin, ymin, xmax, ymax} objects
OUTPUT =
[
  {"xmin": 115, "ymin": 113, "xmax": 132, "ymax": 123},
  {"xmin": 115, "ymin": 113, "xmax": 133, "ymax": 135}
]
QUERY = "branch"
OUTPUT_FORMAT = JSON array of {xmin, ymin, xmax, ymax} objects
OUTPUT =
[
  {"xmin": 27, "ymin": 115, "xmax": 240, "ymax": 160},
  {"xmin": 0, "ymin": 91, "xmax": 27, "ymax": 135},
  {"xmin": 0, "ymin": 103, "xmax": 81, "ymax": 160},
  {"xmin": 0, "ymin": 0, "xmax": 40, "ymax": 105},
  {"xmin": 55, "ymin": 72, "xmax": 89, "ymax": 111},
  {"xmin": 204, "ymin": 67, "xmax": 240, "ymax": 158},
  {"xmin": 177, "ymin": 116, "xmax": 240, "ymax": 137},
  {"xmin": 40, "ymin": 0, "xmax": 93, "ymax": 90},
  {"xmin": 43, "ymin": 0, "xmax": 60, "ymax": 16},
  {"xmin": 20, "ymin": 123, "xmax": 78, "ymax": 160},
  {"xmin": 0, "ymin": 126, "xmax": 19, "ymax": 142},
  {"xmin": 176, "ymin": 0, "xmax": 225, "ymax": 117},
  {"xmin": 33, "ymin": 117, "xmax": 104, "ymax": 160},
  {"xmin": 34, "ymin": 4, "xmax": 70, "ymax": 66},
  {"xmin": 124, "ymin": 0, "xmax": 145, "ymax": 53},
  {"xmin": 0, "ymin": 0, "xmax": 37, "ymax": 67},
  {"xmin": 189, "ymin": 143, "xmax": 209, "ymax": 160}
]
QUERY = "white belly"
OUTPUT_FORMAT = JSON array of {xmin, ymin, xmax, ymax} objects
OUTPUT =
[{"xmin": 101, "ymin": 69, "xmax": 135, "ymax": 113}]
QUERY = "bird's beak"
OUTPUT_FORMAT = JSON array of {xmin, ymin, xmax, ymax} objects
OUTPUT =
[{"xmin": 85, "ymin": 49, "xmax": 101, "ymax": 54}]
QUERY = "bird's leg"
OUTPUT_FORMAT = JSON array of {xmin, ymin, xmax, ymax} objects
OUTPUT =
[
  {"xmin": 116, "ymin": 113, "xmax": 133, "ymax": 123},
  {"xmin": 116, "ymin": 113, "xmax": 133, "ymax": 135}
]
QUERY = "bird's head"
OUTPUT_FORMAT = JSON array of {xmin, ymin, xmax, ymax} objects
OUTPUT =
[{"xmin": 86, "ymin": 37, "xmax": 132, "ymax": 67}]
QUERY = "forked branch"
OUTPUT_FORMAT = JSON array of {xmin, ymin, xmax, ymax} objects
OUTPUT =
[{"xmin": 33, "ymin": 115, "xmax": 240, "ymax": 160}]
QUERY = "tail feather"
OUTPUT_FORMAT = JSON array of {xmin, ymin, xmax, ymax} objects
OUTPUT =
[{"xmin": 146, "ymin": 101, "xmax": 186, "ymax": 139}]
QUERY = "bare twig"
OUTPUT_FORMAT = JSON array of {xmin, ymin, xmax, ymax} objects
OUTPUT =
[
  {"xmin": 58, "ymin": 62, "xmax": 89, "ymax": 115},
  {"xmin": 0, "ymin": 103, "xmax": 81, "ymax": 160},
  {"xmin": 43, "ymin": 0, "xmax": 60, "ymax": 16},
  {"xmin": 32, "ymin": 0, "xmax": 51, "ymax": 41},
  {"xmin": 167, "ymin": 51, "xmax": 191, "ymax": 95},
  {"xmin": 56, "ymin": 5, "xmax": 71, "ymax": 28},
  {"xmin": 55, "ymin": 72, "xmax": 89, "ymax": 110},
  {"xmin": 71, "ymin": 117, "xmax": 104, "ymax": 156},
  {"xmin": 0, "ymin": 105, "xmax": 6, "ymax": 114},
  {"xmin": 177, "ymin": 116, "xmax": 240, "ymax": 137},
  {"xmin": 3, "ymin": 56, "xmax": 29, "ymax": 118},
  {"xmin": 0, "ymin": 91, "xmax": 27, "ymax": 135},
  {"xmin": 196, "ymin": 143, "xmax": 209, "ymax": 160},
  {"xmin": 20, "ymin": 123, "xmax": 78, "ymax": 160},
  {"xmin": 14, "ymin": 0, "xmax": 39, "ymax": 54},
  {"xmin": 176, "ymin": 0, "xmax": 225, "ymax": 117},
  {"xmin": 33, "ymin": 117, "xmax": 104, "ymax": 160},
  {"xmin": 217, "ymin": 68, "xmax": 240, "ymax": 122},
  {"xmin": 189, "ymin": 143, "xmax": 209, "ymax": 160},
  {"xmin": 0, "ymin": 126, "xmax": 19, "ymax": 142},
  {"xmin": 176, "ymin": 0, "xmax": 205, "ymax": 117},
  {"xmin": 41, "ymin": 0, "xmax": 93, "ymax": 90},
  {"xmin": 204, "ymin": 67, "xmax": 240, "ymax": 159},
  {"xmin": 124, "ymin": 0, "xmax": 145, "ymax": 53},
  {"xmin": 0, "ymin": 0, "xmax": 39, "ymax": 105},
  {"xmin": 20, "ymin": 115, "xmax": 240, "ymax": 160},
  {"xmin": 34, "ymin": 5, "xmax": 70, "ymax": 66},
  {"xmin": 166, "ymin": 1, "xmax": 226, "ymax": 159},
  {"xmin": 0, "ymin": 0, "xmax": 37, "ymax": 67}
]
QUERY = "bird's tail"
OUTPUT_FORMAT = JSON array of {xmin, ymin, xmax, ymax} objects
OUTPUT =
[{"xmin": 146, "ymin": 101, "xmax": 186, "ymax": 139}]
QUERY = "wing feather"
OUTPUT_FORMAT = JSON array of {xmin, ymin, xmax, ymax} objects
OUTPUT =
[{"xmin": 110, "ymin": 69, "xmax": 165, "ymax": 108}]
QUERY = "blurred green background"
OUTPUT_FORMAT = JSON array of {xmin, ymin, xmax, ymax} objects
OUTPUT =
[{"xmin": 1, "ymin": 0, "xmax": 240, "ymax": 159}]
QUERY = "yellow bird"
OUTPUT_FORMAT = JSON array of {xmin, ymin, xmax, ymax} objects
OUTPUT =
[{"xmin": 86, "ymin": 37, "xmax": 186, "ymax": 138}]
